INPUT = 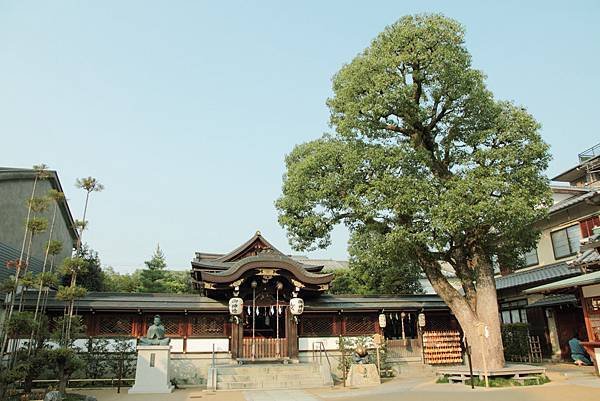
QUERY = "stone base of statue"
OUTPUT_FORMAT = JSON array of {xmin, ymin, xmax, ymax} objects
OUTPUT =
[
  {"xmin": 129, "ymin": 345, "xmax": 174, "ymax": 394},
  {"xmin": 345, "ymin": 363, "xmax": 381, "ymax": 387}
]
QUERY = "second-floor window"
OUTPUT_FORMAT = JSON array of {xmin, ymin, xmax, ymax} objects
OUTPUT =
[
  {"xmin": 522, "ymin": 248, "xmax": 539, "ymax": 267},
  {"xmin": 551, "ymin": 224, "xmax": 581, "ymax": 259}
]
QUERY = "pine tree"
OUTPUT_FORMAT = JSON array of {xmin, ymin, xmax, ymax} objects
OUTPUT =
[{"xmin": 138, "ymin": 245, "xmax": 168, "ymax": 293}]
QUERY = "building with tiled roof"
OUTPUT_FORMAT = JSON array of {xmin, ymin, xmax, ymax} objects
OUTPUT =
[{"xmin": 494, "ymin": 143, "xmax": 600, "ymax": 361}]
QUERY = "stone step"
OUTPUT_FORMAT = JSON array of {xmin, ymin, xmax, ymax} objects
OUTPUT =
[
  {"xmin": 217, "ymin": 366, "xmax": 321, "ymax": 375},
  {"xmin": 213, "ymin": 363, "xmax": 328, "ymax": 390},
  {"xmin": 217, "ymin": 379, "xmax": 326, "ymax": 390},
  {"xmin": 217, "ymin": 373, "xmax": 323, "ymax": 382}
]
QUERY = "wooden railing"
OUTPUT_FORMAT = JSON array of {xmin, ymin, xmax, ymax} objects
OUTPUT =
[
  {"xmin": 242, "ymin": 338, "xmax": 288, "ymax": 359},
  {"xmin": 386, "ymin": 338, "xmax": 422, "ymax": 359}
]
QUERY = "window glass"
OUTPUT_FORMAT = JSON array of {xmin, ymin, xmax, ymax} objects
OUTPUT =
[
  {"xmin": 520, "ymin": 309, "xmax": 528, "ymax": 323},
  {"xmin": 501, "ymin": 311, "xmax": 511, "ymax": 324},
  {"xmin": 551, "ymin": 229, "xmax": 570, "ymax": 258},
  {"xmin": 510, "ymin": 309, "xmax": 521, "ymax": 323},
  {"xmin": 567, "ymin": 225, "xmax": 581, "ymax": 254},
  {"xmin": 522, "ymin": 248, "xmax": 539, "ymax": 267}
]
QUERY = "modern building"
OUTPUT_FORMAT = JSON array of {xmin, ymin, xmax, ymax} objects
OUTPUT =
[
  {"xmin": 495, "ymin": 143, "xmax": 600, "ymax": 360},
  {"xmin": 0, "ymin": 167, "xmax": 79, "ymax": 292}
]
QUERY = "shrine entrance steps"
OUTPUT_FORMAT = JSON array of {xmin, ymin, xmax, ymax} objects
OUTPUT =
[{"xmin": 211, "ymin": 363, "xmax": 332, "ymax": 390}]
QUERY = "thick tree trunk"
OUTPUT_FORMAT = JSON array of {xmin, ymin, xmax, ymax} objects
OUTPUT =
[
  {"xmin": 450, "ymin": 285, "xmax": 505, "ymax": 370},
  {"xmin": 420, "ymin": 255, "xmax": 505, "ymax": 370}
]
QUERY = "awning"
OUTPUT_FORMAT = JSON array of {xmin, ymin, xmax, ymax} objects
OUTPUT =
[
  {"xmin": 525, "ymin": 294, "xmax": 577, "ymax": 308},
  {"xmin": 524, "ymin": 270, "xmax": 600, "ymax": 294}
]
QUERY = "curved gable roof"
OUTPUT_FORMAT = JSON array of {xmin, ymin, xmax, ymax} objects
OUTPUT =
[{"xmin": 200, "ymin": 254, "xmax": 334, "ymax": 286}]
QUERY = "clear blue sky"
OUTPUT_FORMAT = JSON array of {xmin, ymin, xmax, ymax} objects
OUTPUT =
[{"xmin": 1, "ymin": 1, "xmax": 599, "ymax": 272}]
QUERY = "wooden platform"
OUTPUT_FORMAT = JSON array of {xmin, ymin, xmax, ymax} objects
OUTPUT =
[{"xmin": 437, "ymin": 364, "xmax": 546, "ymax": 384}]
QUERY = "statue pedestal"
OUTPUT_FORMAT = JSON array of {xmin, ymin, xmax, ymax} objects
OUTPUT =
[
  {"xmin": 345, "ymin": 364, "xmax": 381, "ymax": 387},
  {"xmin": 129, "ymin": 345, "xmax": 174, "ymax": 394}
]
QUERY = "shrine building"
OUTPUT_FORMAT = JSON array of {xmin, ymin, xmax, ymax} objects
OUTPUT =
[{"xmin": 23, "ymin": 231, "xmax": 461, "ymax": 384}]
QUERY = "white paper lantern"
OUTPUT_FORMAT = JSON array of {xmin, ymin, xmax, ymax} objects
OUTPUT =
[
  {"xmin": 290, "ymin": 297, "xmax": 304, "ymax": 315},
  {"xmin": 418, "ymin": 313, "xmax": 426, "ymax": 327},
  {"xmin": 378, "ymin": 313, "xmax": 387, "ymax": 328},
  {"xmin": 229, "ymin": 297, "xmax": 243, "ymax": 315}
]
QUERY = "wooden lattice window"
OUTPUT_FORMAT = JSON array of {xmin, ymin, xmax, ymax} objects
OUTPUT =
[
  {"xmin": 97, "ymin": 315, "xmax": 133, "ymax": 337},
  {"xmin": 163, "ymin": 317, "xmax": 183, "ymax": 337},
  {"xmin": 189, "ymin": 314, "xmax": 227, "ymax": 337},
  {"xmin": 300, "ymin": 315, "xmax": 335, "ymax": 336},
  {"xmin": 344, "ymin": 314, "xmax": 375, "ymax": 335}
]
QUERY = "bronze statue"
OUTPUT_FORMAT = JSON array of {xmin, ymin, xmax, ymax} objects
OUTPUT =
[
  {"xmin": 139, "ymin": 315, "xmax": 171, "ymax": 345},
  {"xmin": 352, "ymin": 345, "xmax": 369, "ymax": 364}
]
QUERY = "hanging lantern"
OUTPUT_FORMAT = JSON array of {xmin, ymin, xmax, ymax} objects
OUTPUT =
[
  {"xmin": 378, "ymin": 313, "xmax": 387, "ymax": 328},
  {"xmin": 418, "ymin": 313, "xmax": 426, "ymax": 328},
  {"xmin": 290, "ymin": 297, "xmax": 304, "ymax": 315},
  {"xmin": 229, "ymin": 297, "xmax": 243, "ymax": 315}
]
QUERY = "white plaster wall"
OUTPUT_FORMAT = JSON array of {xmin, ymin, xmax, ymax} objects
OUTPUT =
[{"xmin": 186, "ymin": 338, "xmax": 229, "ymax": 352}]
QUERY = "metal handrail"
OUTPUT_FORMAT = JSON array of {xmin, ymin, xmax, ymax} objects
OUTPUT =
[{"xmin": 312, "ymin": 341, "xmax": 332, "ymax": 372}]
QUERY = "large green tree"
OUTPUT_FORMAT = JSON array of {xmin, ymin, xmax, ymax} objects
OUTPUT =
[
  {"xmin": 276, "ymin": 14, "xmax": 551, "ymax": 370},
  {"xmin": 61, "ymin": 244, "xmax": 104, "ymax": 291}
]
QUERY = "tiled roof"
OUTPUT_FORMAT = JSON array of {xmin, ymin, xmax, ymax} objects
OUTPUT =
[
  {"xmin": 569, "ymin": 234, "xmax": 600, "ymax": 267},
  {"xmin": 495, "ymin": 262, "xmax": 580, "ymax": 290},
  {"xmin": 548, "ymin": 190, "xmax": 599, "ymax": 214},
  {"xmin": 19, "ymin": 291, "xmax": 447, "ymax": 312},
  {"xmin": 526, "ymin": 293, "xmax": 577, "ymax": 308},
  {"xmin": 525, "ymin": 270, "xmax": 600, "ymax": 294}
]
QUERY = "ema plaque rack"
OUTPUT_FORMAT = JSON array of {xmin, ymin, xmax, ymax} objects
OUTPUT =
[{"xmin": 422, "ymin": 330, "xmax": 463, "ymax": 364}]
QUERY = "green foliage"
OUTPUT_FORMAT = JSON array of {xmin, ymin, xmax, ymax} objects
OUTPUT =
[
  {"xmin": 47, "ymin": 347, "xmax": 85, "ymax": 393},
  {"xmin": 36, "ymin": 271, "xmax": 59, "ymax": 288},
  {"xmin": 7, "ymin": 312, "xmax": 37, "ymax": 337},
  {"xmin": 18, "ymin": 271, "xmax": 36, "ymax": 288},
  {"xmin": 436, "ymin": 375, "xmax": 449, "ymax": 383},
  {"xmin": 26, "ymin": 217, "xmax": 48, "ymax": 234},
  {"xmin": 102, "ymin": 267, "xmax": 141, "ymax": 292},
  {"xmin": 102, "ymin": 266, "xmax": 192, "ymax": 294},
  {"xmin": 138, "ymin": 245, "xmax": 169, "ymax": 293},
  {"xmin": 47, "ymin": 239, "xmax": 63, "ymax": 256},
  {"xmin": 461, "ymin": 374, "xmax": 549, "ymax": 387},
  {"xmin": 82, "ymin": 338, "xmax": 137, "ymax": 380},
  {"xmin": 0, "ymin": 277, "xmax": 17, "ymax": 293},
  {"xmin": 61, "ymin": 245, "xmax": 104, "ymax": 291},
  {"xmin": 51, "ymin": 316, "xmax": 86, "ymax": 344},
  {"xmin": 501, "ymin": 323, "xmax": 530, "ymax": 361},
  {"xmin": 163, "ymin": 270, "xmax": 194, "ymax": 294},
  {"xmin": 76, "ymin": 177, "xmax": 104, "ymax": 193},
  {"xmin": 56, "ymin": 285, "xmax": 87, "ymax": 302},
  {"xmin": 28, "ymin": 197, "xmax": 50, "ymax": 213},
  {"xmin": 276, "ymin": 14, "xmax": 551, "ymax": 302},
  {"xmin": 337, "ymin": 336, "xmax": 389, "ymax": 377},
  {"xmin": 60, "ymin": 257, "xmax": 88, "ymax": 277},
  {"xmin": 47, "ymin": 188, "xmax": 65, "ymax": 202},
  {"xmin": 327, "ymin": 269, "xmax": 357, "ymax": 294}
]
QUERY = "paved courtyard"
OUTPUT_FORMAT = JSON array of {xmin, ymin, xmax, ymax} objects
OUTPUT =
[{"xmin": 77, "ymin": 364, "xmax": 600, "ymax": 401}]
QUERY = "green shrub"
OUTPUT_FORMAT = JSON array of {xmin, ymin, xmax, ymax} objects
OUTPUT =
[{"xmin": 501, "ymin": 323, "xmax": 530, "ymax": 361}]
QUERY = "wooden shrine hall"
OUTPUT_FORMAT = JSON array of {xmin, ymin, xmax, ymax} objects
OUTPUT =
[{"xmin": 23, "ymin": 231, "xmax": 462, "ymax": 366}]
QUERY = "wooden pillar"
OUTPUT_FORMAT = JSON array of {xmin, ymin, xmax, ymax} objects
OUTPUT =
[
  {"xmin": 231, "ymin": 319, "xmax": 243, "ymax": 359},
  {"xmin": 581, "ymin": 287, "xmax": 594, "ymax": 341},
  {"xmin": 286, "ymin": 309, "xmax": 299, "ymax": 359}
]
